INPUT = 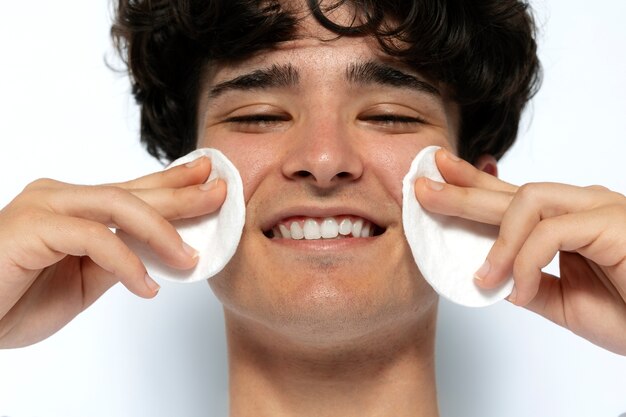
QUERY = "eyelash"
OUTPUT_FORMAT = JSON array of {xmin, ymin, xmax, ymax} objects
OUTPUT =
[
  {"xmin": 224, "ymin": 115, "xmax": 290, "ymax": 125},
  {"xmin": 361, "ymin": 115, "xmax": 425, "ymax": 125},
  {"xmin": 224, "ymin": 114, "xmax": 424, "ymax": 125}
]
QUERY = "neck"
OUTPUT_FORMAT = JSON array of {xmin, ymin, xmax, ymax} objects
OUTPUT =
[{"xmin": 225, "ymin": 306, "xmax": 439, "ymax": 417}]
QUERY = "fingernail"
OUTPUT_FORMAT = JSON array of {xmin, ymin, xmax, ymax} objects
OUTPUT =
[
  {"xmin": 508, "ymin": 286, "xmax": 517, "ymax": 304},
  {"xmin": 199, "ymin": 178, "xmax": 220, "ymax": 191},
  {"xmin": 474, "ymin": 260, "xmax": 491, "ymax": 281},
  {"xmin": 182, "ymin": 241, "xmax": 199, "ymax": 259},
  {"xmin": 445, "ymin": 149, "xmax": 461, "ymax": 162},
  {"xmin": 145, "ymin": 274, "xmax": 160, "ymax": 293},
  {"xmin": 426, "ymin": 178, "xmax": 444, "ymax": 191},
  {"xmin": 185, "ymin": 156, "xmax": 204, "ymax": 168}
]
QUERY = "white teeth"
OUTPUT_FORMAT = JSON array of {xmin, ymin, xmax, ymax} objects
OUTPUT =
[
  {"xmin": 321, "ymin": 218, "xmax": 339, "ymax": 238},
  {"xmin": 361, "ymin": 222, "xmax": 371, "ymax": 238},
  {"xmin": 338, "ymin": 218, "xmax": 352, "ymax": 235},
  {"xmin": 352, "ymin": 218, "xmax": 363, "ymax": 237},
  {"xmin": 272, "ymin": 217, "xmax": 378, "ymax": 240},
  {"xmin": 303, "ymin": 219, "xmax": 321, "ymax": 240},
  {"xmin": 278, "ymin": 224, "xmax": 291, "ymax": 239},
  {"xmin": 290, "ymin": 222, "xmax": 304, "ymax": 240}
]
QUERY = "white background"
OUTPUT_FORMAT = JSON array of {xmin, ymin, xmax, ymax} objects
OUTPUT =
[{"xmin": 0, "ymin": 1, "xmax": 625, "ymax": 416}]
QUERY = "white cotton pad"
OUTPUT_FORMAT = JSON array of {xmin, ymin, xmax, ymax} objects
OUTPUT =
[
  {"xmin": 117, "ymin": 148, "xmax": 245, "ymax": 283},
  {"xmin": 402, "ymin": 146, "xmax": 514, "ymax": 307}
]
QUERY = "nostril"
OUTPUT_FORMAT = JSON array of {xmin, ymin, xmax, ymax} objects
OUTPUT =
[{"xmin": 293, "ymin": 170, "xmax": 352, "ymax": 180}]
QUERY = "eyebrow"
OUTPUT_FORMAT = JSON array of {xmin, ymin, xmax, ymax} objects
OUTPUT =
[
  {"xmin": 208, "ymin": 63, "xmax": 300, "ymax": 99},
  {"xmin": 207, "ymin": 60, "xmax": 440, "ymax": 100},
  {"xmin": 346, "ymin": 61, "xmax": 440, "ymax": 96}
]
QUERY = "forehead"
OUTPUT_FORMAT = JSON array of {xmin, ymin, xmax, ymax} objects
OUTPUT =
[
  {"xmin": 206, "ymin": 3, "xmax": 415, "ymax": 85},
  {"xmin": 208, "ymin": 35, "xmax": 398, "ymax": 85}
]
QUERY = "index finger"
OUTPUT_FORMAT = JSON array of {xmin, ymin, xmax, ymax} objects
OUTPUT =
[
  {"xmin": 415, "ymin": 177, "xmax": 513, "ymax": 225},
  {"xmin": 436, "ymin": 148, "xmax": 518, "ymax": 193},
  {"xmin": 114, "ymin": 155, "xmax": 212, "ymax": 190}
]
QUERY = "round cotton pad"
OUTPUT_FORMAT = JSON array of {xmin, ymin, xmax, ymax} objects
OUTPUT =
[
  {"xmin": 117, "ymin": 148, "xmax": 245, "ymax": 283},
  {"xmin": 402, "ymin": 146, "xmax": 514, "ymax": 307}
]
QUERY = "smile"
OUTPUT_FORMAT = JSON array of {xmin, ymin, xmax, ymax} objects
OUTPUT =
[{"xmin": 264, "ymin": 216, "xmax": 385, "ymax": 240}]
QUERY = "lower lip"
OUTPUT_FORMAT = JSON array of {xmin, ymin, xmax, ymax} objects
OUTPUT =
[{"xmin": 266, "ymin": 235, "xmax": 380, "ymax": 251}]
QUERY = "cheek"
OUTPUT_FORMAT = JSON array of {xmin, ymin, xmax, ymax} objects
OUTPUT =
[
  {"xmin": 366, "ymin": 137, "xmax": 452, "ymax": 206},
  {"xmin": 201, "ymin": 136, "xmax": 280, "ymax": 202}
]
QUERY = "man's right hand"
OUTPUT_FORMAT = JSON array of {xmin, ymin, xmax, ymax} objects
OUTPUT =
[{"xmin": 0, "ymin": 156, "xmax": 226, "ymax": 348}]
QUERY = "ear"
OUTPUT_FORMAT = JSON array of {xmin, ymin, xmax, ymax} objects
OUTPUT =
[{"xmin": 474, "ymin": 154, "xmax": 498, "ymax": 177}]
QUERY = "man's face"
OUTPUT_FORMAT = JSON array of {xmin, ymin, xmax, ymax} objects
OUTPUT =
[{"xmin": 196, "ymin": 16, "xmax": 459, "ymax": 346}]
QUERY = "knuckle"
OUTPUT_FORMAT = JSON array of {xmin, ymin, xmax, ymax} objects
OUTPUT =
[
  {"xmin": 117, "ymin": 244, "xmax": 142, "ymax": 273},
  {"xmin": 585, "ymin": 184, "xmax": 609, "ymax": 192},
  {"xmin": 486, "ymin": 239, "xmax": 511, "ymax": 270},
  {"xmin": 84, "ymin": 221, "xmax": 111, "ymax": 239},
  {"xmin": 584, "ymin": 185, "xmax": 625, "ymax": 207},
  {"xmin": 168, "ymin": 189, "xmax": 187, "ymax": 219},
  {"xmin": 492, "ymin": 234, "xmax": 510, "ymax": 252},
  {"xmin": 24, "ymin": 178, "xmax": 58, "ymax": 191},
  {"xmin": 512, "ymin": 253, "xmax": 529, "ymax": 278},
  {"xmin": 515, "ymin": 182, "xmax": 540, "ymax": 202},
  {"xmin": 533, "ymin": 218, "xmax": 554, "ymax": 239},
  {"xmin": 153, "ymin": 215, "xmax": 175, "ymax": 235},
  {"xmin": 511, "ymin": 259, "xmax": 536, "ymax": 301},
  {"xmin": 109, "ymin": 249, "xmax": 142, "ymax": 280},
  {"xmin": 513, "ymin": 183, "xmax": 550, "ymax": 215},
  {"xmin": 511, "ymin": 262, "xmax": 524, "ymax": 285}
]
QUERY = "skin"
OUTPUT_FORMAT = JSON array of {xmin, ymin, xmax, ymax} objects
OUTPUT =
[
  {"xmin": 0, "ymin": 5, "xmax": 624, "ymax": 417},
  {"xmin": 0, "ymin": 160, "xmax": 226, "ymax": 347},
  {"xmin": 196, "ymin": 32, "xmax": 453, "ymax": 416},
  {"xmin": 416, "ymin": 150, "xmax": 626, "ymax": 355},
  {"xmin": 193, "ymin": 11, "xmax": 626, "ymax": 415}
]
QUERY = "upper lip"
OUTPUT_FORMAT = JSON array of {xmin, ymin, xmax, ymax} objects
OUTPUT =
[{"xmin": 260, "ymin": 205, "xmax": 389, "ymax": 233}]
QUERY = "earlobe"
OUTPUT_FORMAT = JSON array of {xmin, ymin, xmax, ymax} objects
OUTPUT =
[{"xmin": 474, "ymin": 154, "xmax": 498, "ymax": 178}]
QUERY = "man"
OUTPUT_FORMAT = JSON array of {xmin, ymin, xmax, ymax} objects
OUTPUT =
[{"xmin": 0, "ymin": 1, "xmax": 624, "ymax": 416}]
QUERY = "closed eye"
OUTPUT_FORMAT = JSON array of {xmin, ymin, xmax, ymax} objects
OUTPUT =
[
  {"xmin": 223, "ymin": 114, "xmax": 291, "ymax": 132},
  {"xmin": 222, "ymin": 114, "xmax": 425, "ymax": 133},
  {"xmin": 359, "ymin": 114, "xmax": 427, "ymax": 134},
  {"xmin": 225, "ymin": 114, "xmax": 291, "ymax": 123},
  {"xmin": 362, "ymin": 115, "xmax": 425, "ymax": 125}
]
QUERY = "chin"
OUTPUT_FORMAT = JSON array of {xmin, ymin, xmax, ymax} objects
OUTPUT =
[{"xmin": 209, "ymin": 252, "xmax": 438, "ymax": 349}]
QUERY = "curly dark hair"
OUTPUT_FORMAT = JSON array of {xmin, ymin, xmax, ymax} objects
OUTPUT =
[{"xmin": 112, "ymin": 0, "xmax": 541, "ymax": 164}]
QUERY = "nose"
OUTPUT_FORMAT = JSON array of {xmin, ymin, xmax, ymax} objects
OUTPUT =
[{"xmin": 282, "ymin": 117, "xmax": 364, "ymax": 188}]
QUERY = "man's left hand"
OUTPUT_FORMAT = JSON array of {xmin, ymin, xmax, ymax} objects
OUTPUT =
[{"xmin": 415, "ymin": 148, "xmax": 626, "ymax": 356}]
